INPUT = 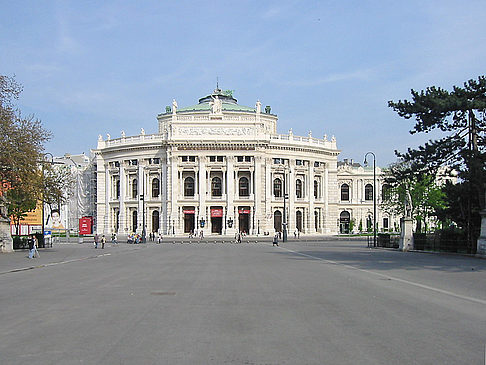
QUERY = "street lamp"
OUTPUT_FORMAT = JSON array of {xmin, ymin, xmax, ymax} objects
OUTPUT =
[{"xmin": 364, "ymin": 152, "xmax": 377, "ymax": 247}]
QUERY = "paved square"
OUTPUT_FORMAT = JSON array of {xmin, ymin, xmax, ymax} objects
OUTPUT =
[{"xmin": 1, "ymin": 239, "xmax": 485, "ymax": 364}]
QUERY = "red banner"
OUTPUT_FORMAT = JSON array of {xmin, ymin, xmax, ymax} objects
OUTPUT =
[
  {"xmin": 183, "ymin": 210, "xmax": 195, "ymax": 214},
  {"xmin": 79, "ymin": 217, "xmax": 92, "ymax": 235},
  {"xmin": 211, "ymin": 209, "xmax": 223, "ymax": 217},
  {"xmin": 238, "ymin": 209, "xmax": 250, "ymax": 214}
]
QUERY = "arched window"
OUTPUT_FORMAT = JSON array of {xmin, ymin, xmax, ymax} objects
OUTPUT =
[
  {"xmin": 296, "ymin": 210, "xmax": 302, "ymax": 232},
  {"xmin": 274, "ymin": 178, "xmax": 282, "ymax": 197},
  {"xmin": 296, "ymin": 179, "xmax": 303, "ymax": 198},
  {"xmin": 132, "ymin": 210, "xmax": 138, "ymax": 232},
  {"xmin": 239, "ymin": 177, "xmax": 249, "ymax": 197},
  {"xmin": 152, "ymin": 210, "xmax": 160, "ymax": 233},
  {"xmin": 211, "ymin": 177, "xmax": 222, "ymax": 197},
  {"xmin": 314, "ymin": 211, "xmax": 319, "ymax": 230},
  {"xmin": 184, "ymin": 177, "xmax": 195, "ymax": 197},
  {"xmin": 152, "ymin": 178, "xmax": 160, "ymax": 198},
  {"xmin": 314, "ymin": 180, "xmax": 319, "ymax": 199},
  {"xmin": 132, "ymin": 179, "xmax": 138, "ymax": 199},
  {"xmin": 365, "ymin": 184, "xmax": 373, "ymax": 201},
  {"xmin": 341, "ymin": 184, "xmax": 349, "ymax": 201}
]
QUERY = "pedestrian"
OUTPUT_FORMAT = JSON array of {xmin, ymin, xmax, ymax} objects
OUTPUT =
[
  {"xmin": 272, "ymin": 233, "xmax": 279, "ymax": 246},
  {"xmin": 94, "ymin": 233, "xmax": 99, "ymax": 249},
  {"xmin": 199, "ymin": 230, "xmax": 204, "ymax": 239},
  {"xmin": 28, "ymin": 235, "xmax": 35, "ymax": 259},
  {"xmin": 294, "ymin": 228, "xmax": 297, "ymax": 239},
  {"xmin": 33, "ymin": 235, "xmax": 40, "ymax": 258},
  {"xmin": 157, "ymin": 234, "xmax": 162, "ymax": 244},
  {"xmin": 101, "ymin": 234, "xmax": 106, "ymax": 249},
  {"xmin": 113, "ymin": 233, "xmax": 118, "ymax": 244},
  {"xmin": 237, "ymin": 232, "xmax": 242, "ymax": 244}
]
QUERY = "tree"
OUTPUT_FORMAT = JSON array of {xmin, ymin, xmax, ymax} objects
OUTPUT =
[
  {"xmin": 388, "ymin": 76, "xmax": 486, "ymax": 251},
  {"xmin": 381, "ymin": 162, "xmax": 447, "ymax": 232},
  {"xmin": 41, "ymin": 164, "xmax": 75, "ymax": 215},
  {"xmin": 5, "ymin": 188, "xmax": 37, "ymax": 235},
  {"xmin": 0, "ymin": 75, "xmax": 51, "ymax": 199}
]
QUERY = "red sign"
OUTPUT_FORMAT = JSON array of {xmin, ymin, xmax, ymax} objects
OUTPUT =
[
  {"xmin": 79, "ymin": 217, "xmax": 92, "ymax": 235},
  {"xmin": 238, "ymin": 209, "xmax": 250, "ymax": 214},
  {"xmin": 211, "ymin": 209, "xmax": 223, "ymax": 217},
  {"xmin": 183, "ymin": 210, "xmax": 195, "ymax": 214}
]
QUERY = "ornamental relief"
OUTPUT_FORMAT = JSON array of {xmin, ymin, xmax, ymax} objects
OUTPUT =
[
  {"xmin": 338, "ymin": 179, "xmax": 352, "ymax": 186},
  {"xmin": 176, "ymin": 127, "xmax": 254, "ymax": 136}
]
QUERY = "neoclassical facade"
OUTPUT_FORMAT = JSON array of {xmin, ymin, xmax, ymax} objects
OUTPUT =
[{"xmin": 94, "ymin": 88, "xmax": 345, "ymax": 236}]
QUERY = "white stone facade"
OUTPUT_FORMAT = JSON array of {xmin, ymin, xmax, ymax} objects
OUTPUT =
[{"xmin": 93, "ymin": 89, "xmax": 373, "ymax": 237}]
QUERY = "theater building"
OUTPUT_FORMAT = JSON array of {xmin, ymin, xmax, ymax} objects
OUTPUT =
[{"xmin": 94, "ymin": 88, "xmax": 354, "ymax": 237}]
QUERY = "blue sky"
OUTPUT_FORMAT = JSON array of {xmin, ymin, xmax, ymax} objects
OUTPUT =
[{"xmin": 1, "ymin": 0, "xmax": 485, "ymax": 166}]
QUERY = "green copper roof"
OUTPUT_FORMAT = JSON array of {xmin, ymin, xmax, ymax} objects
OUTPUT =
[{"xmin": 178, "ymin": 102, "xmax": 255, "ymax": 113}]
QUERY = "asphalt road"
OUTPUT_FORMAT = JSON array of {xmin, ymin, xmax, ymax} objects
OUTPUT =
[{"xmin": 0, "ymin": 239, "xmax": 485, "ymax": 365}]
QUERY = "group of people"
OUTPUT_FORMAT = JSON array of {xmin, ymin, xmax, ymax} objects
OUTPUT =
[
  {"xmin": 188, "ymin": 230, "xmax": 204, "ymax": 239},
  {"xmin": 93, "ymin": 233, "xmax": 107, "ymax": 249}
]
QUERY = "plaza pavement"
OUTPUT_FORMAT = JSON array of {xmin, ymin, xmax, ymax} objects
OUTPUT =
[{"xmin": 0, "ymin": 237, "xmax": 485, "ymax": 364}]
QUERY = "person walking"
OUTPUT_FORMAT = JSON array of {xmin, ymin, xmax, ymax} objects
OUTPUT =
[
  {"xmin": 94, "ymin": 233, "xmax": 99, "ymax": 249},
  {"xmin": 272, "ymin": 233, "xmax": 279, "ymax": 247},
  {"xmin": 28, "ymin": 235, "xmax": 35, "ymax": 259},
  {"xmin": 101, "ymin": 234, "xmax": 106, "ymax": 249},
  {"xmin": 33, "ymin": 235, "xmax": 40, "ymax": 258},
  {"xmin": 113, "ymin": 233, "xmax": 118, "ymax": 244}
]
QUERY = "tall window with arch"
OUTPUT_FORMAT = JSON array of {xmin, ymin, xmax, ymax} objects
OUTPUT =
[
  {"xmin": 239, "ymin": 177, "xmax": 249, "ymax": 197},
  {"xmin": 211, "ymin": 177, "xmax": 222, "ymax": 197},
  {"xmin": 132, "ymin": 179, "xmax": 138, "ymax": 199},
  {"xmin": 273, "ymin": 178, "xmax": 282, "ymax": 197},
  {"xmin": 341, "ymin": 183, "xmax": 349, "ymax": 201},
  {"xmin": 152, "ymin": 178, "xmax": 160, "ymax": 198},
  {"xmin": 296, "ymin": 178, "xmax": 303, "ymax": 198},
  {"xmin": 132, "ymin": 210, "xmax": 138, "ymax": 232},
  {"xmin": 365, "ymin": 184, "xmax": 373, "ymax": 201},
  {"xmin": 184, "ymin": 177, "xmax": 195, "ymax": 197},
  {"xmin": 115, "ymin": 179, "xmax": 120, "ymax": 199},
  {"xmin": 314, "ymin": 180, "xmax": 319, "ymax": 199}
]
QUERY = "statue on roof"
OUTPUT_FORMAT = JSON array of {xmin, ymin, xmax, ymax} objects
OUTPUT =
[
  {"xmin": 172, "ymin": 99, "xmax": 178, "ymax": 114},
  {"xmin": 140, "ymin": 128, "xmax": 145, "ymax": 135},
  {"xmin": 256, "ymin": 100, "xmax": 261, "ymax": 114},
  {"xmin": 210, "ymin": 95, "xmax": 222, "ymax": 114},
  {"xmin": 121, "ymin": 130, "xmax": 126, "ymax": 138}
]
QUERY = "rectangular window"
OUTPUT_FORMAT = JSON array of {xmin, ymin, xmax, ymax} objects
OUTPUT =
[
  {"xmin": 383, "ymin": 217, "xmax": 389, "ymax": 229},
  {"xmin": 182, "ymin": 156, "xmax": 188, "ymax": 162},
  {"xmin": 314, "ymin": 161, "xmax": 320, "ymax": 167},
  {"xmin": 245, "ymin": 156, "xmax": 251, "ymax": 162},
  {"xmin": 209, "ymin": 156, "xmax": 216, "ymax": 162},
  {"xmin": 273, "ymin": 158, "xmax": 281, "ymax": 164},
  {"xmin": 296, "ymin": 159, "xmax": 302, "ymax": 166},
  {"xmin": 153, "ymin": 158, "xmax": 160, "ymax": 164},
  {"xmin": 237, "ymin": 156, "xmax": 244, "ymax": 162},
  {"xmin": 189, "ymin": 156, "xmax": 196, "ymax": 162},
  {"xmin": 217, "ymin": 156, "xmax": 224, "ymax": 162}
]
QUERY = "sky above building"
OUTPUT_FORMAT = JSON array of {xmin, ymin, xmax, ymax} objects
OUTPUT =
[{"xmin": 1, "ymin": 0, "xmax": 485, "ymax": 166}]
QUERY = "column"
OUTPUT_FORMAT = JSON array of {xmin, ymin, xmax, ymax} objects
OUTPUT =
[
  {"xmin": 137, "ymin": 164, "xmax": 144, "ymax": 234},
  {"xmin": 119, "ymin": 165, "xmax": 126, "ymax": 234},
  {"xmin": 104, "ymin": 166, "xmax": 110, "ymax": 234},
  {"xmin": 226, "ymin": 157, "xmax": 236, "ymax": 236},
  {"xmin": 171, "ymin": 154, "xmax": 178, "ymax": 234},
  {"xmin": 199, "ymin": 156, "xmax": 207, "ymax": 234},
  {"xmin": 254, "ymin": 156, "xmax": 262, "ymax": 235}
]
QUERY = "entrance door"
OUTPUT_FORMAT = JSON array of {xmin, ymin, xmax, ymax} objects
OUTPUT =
[
  {"xmin": 184, "ymin": 213, "xmax": 195, "ymax": 233},
  {"xmin": 296, "ymin": 210, "xmax": 302, "ymax": 232},
  {"xmin": 239, "ymin": 213, "xmax": 249, "ymax": 234},
  {"xmin": 340, "ymin": 211, "xmax": 350, "ymax": 234},
  {"xmin": 274, "ymin": 210, "xmax": 282, "ymax": 232},
  {"xmin": 211, "ymin": 207, "xmax": 223, "ymax": 234}
]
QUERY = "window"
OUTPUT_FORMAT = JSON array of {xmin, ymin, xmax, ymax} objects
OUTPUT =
[
  {"xmin": 382, "ymin": 184, "xmax": 391, "ymax": 201},
  {"xmin": 153, "ymin": 158, "xmax": 160, "ymax": 164},
  {"xmin": 341, "ymin": 184, "xmax": 349, "ymax": 201},
  {"xmin": 152, "ymin": 178, "xmax": 160, "ymax": 198},
  {"xmin": 314, "ymin": 161, "xmax": 320, "ymax": 167},
  {"xmin": 132, "ymin": 179, "xmax": 138, "ymax": 199},
  {"xmin": 182, "ymin": 156, "xmax": 188, "ymax": 162},
  {"xmin": 116, "ymin": 179, "xmax": 120, "ymax": 199},
  {"xmin": 296, "ymin": 159, "xmax": 303, "ymax": 166},
  {"xmin": 273, "ymin": 158, "xmax": 281, "ymax": 164},
  {"xmin": 152, "ymin": 210, "xmax": 160, "ymax": 233},
  {"xmin": 189, "ymin": 156, "xmax": 196, "ymax": 162},
  {"xmin": 237, "ymin": 156, "xmax": 244, "ymax": 162},
  {"xmin": 181, "ymin": 156, "xmax": 196, "ymax": 162},
  {"xmin": 274, "ymin": 178, "xmax": 282, "ymax": 197},
  {"xmin": 114, "ymin": 161, "xmax": 120, "ymax": 167},
  {"xmin": 314, "ymin": 180, "xmax": 319, "ymax": 199},
  {"xmin": 132, "ymin": 210, "xmax": 138, "ymax": 232},
  {"xmin": 131, "ymin": 159, "xmax": 138, "ymax": 166},
  {"xmin": 383, "ymin": 217, "xmax": 389, "ymax": 230},
  {"xmin": 211, "ymin": 177, "xmax": 222, "ymax": 197},
  {"xmin": 296, "ymin": 179, "xmax": 303, "ymax": 198},
  {"xmin": 239, "ymin": 177, "xmax": 249, "ymax": 197},
  {"xmin": 184, "ymin": 177, "xmax": 195, "ymax": 197},
  {"xmin": 245, "ymin": 156, "xmax": 251, "ymax": 162},
  {"xmin": 209, "ymin": 156, "xmax": 216, "ymax": 162},
  {"xmin": 365, "ymin": 184, "xmax": 373, "ymax": 201}
]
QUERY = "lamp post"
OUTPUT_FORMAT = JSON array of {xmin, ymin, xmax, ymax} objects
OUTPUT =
[
  {"xmin": 40, "ymin": 153, "xmax": 54, "ymax": 247},
  {"xmin": 364, "ymin": 152, "xmax": 377, "ymax": 247}
]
